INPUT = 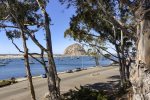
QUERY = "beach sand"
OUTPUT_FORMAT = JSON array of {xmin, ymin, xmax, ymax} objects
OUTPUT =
[{"xmin": 0, "ymin": 65, "xmax": 119, "ymax": 100}]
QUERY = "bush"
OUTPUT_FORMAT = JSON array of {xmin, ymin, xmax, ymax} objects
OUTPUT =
[
  {"xmin": 0, "ymin": 78, "xmax": 17, "ymax": 87},
  {"xmin": 0, "ymin": 80, "xmax": 11, "ymax": 87},
  {"xmin": 10, "ymin": 77, "xmax": 16, "ymax": 83},
  {"xmin": 62, "ymin": 86, "xmax": 107, "ymax": 100}
]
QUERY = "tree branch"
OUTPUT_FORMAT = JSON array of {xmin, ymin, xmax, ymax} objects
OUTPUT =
[
  {"xmin": 97, "ymin": 0, "xmax": 131, "ymax": 36},
  {"xmin": 87, "ymin": 42, "xmax": 119, "ymax": 59},
  {"xmin": 0, "ymin": 24, "xmax": 18, "ymax": 28},
  {"xmin": 11, "ymin": 39, "xmax": 45, "ymax": 65},
  {"xmin": 81, "ymin": 42, "xmax": 119, "ymax": 63},
  {"xmin": 25, "ymin": 28, "xmax": 48, "ymax": 52},
  {"xmin": 97, "ymin": 48, "xmax": 119, "ymax": 63}
]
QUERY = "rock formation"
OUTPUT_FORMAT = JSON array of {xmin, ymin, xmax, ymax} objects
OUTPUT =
[{"xmin": 64, "ymin": 43, "xmax": 86, "ymax": 56}]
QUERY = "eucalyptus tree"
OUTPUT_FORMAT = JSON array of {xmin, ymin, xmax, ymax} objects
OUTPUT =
[
  {"xmin": 120, "ymin": 0, "xmax": 150, "ymax": 99},
  {"xmin": 60, "ymin": 0, "xmax": 135, "ymax": 89},
  {"xmin": 0, "ymin": 0, "xmax": 60, "ymax": 100},
  {"xmin": 0, "ymin": 0, "xmax": 38, "ymax": 100},
  {"xmin": 81, "ymin": 37, "xmax": 104, "ymax": 67},
  {"xmin": 35, "ymin": 0, "xmax": 61, "ymax": 99},
  {"xmin": 61, "ymin": 0, "xmax": 150, "ymax": 98}
]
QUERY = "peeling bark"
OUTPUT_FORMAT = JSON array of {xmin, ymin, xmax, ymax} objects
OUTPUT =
[{"xmin": 130, "ymin": 0, "xmax": 150, "ymax": 99}]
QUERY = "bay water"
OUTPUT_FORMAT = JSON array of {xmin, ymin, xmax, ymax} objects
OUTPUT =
[{"xmin": 0, "ymin": 56, "xmax": 112, "ymax": 80}]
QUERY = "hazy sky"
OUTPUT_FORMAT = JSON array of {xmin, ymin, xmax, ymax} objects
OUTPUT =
[{"xmin": 0, "ymin": 0, "xmax": 77, "ymax": 54}]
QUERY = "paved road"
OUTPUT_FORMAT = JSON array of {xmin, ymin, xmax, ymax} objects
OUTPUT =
[{"xmin": 0, "ymin": 66, "xmax": 119, "ymax": 100}]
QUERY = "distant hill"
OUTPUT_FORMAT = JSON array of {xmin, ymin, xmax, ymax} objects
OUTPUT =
[{"xmin": 64, "ymin": 43, "xmax": 86, "ymax": 56}]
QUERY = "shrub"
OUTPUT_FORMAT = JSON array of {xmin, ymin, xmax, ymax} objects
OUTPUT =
[
  {"xmin": 0, "ymin": 78, "xmax": 17, "ymax": 87},
  {"xmin": 10, "ymin": 77, "xmax": 16, "ymax": 83},
  {"xmin": 0, "ymin": 80, "xmax": 11, "ymax": 87},
  {"xmin": 62, "ymin": 86, "xmax": 107, "ymax": 100}
]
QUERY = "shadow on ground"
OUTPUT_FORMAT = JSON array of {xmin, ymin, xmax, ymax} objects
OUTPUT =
[
  {"xmin": 84, "ymin": 75, "xmax": 120, "ymax": 91},
  {"xmin": 62, "ymin": 75, "xmax": 121, "ymax": 100},
  {"xmin": 80, "ymin": 75, "xmax": 121, "ymax": 100},
  {"xmin": 108, "ymin": 75, "xmax": 120, "ymax": 79}
]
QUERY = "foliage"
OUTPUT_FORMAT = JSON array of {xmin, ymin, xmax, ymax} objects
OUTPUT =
[
  {"xmin": 6, "ymin": 30, "xmax": 21, "ymax": 39},
  {"xmin": 60, "ymin": 0, "xmax": 138, "ymax": 89},
  {"xmin": 104, "ymin": 54, "xmax": 111, "ymax": 58},
  {"xmin": 62, "ymin": 86, "xmax": 107, "ymax": 100},
  {"xmin": 0, "ymin": 0, "xmax": 61, "ymax": 99},
  {"xmin": 0, "ymin": 80, "xmax": 11, "ymax": 87},
  {"xmin": 0, "ymin": 0, "xmax": 44, "ymax": 40},
  {"xmin": 61, "ymin": 0, "xmax": 136, "ymax": 63},
  {"xmin": 87, "ymin": 49, "xmax": 99, "ymax": 57},
  {"xmin": 0, "ymin": 79, "xmax": 17, "ymax": 87}
]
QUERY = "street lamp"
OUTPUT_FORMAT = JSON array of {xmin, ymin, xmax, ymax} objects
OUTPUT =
[{"xmin": 78, "ymin": 45, "xmax": 84, "ymax": 68}]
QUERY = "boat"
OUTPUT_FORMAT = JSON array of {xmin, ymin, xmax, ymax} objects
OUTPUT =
[
  {"xmin": 0, "ymin": 60, "xmax": 9, "ymax": 65},
  {"xmin": 45, "ymin": 60, "xmax": 48, "ymax": 62},
  {"xmin": 29, "ymin": 61, "xmax": 35, "ymax": 64},
  {"xmin": 8, "ymin": 59, "xmax": 12, "ymax": 62},
  {"xmin": 29, "ymin": 62, "xmax": 35, "ymax": 64},
  {"xmin": 0, "ymin": 64, "xmax": 6, "ymax": 66},
  {"xmin": 2, "ymin": 62, "xmax": 9, "ymax": 64},
  {"xmin": 21, "ymin": 58, "xmax": 24, "ymax": 60}
]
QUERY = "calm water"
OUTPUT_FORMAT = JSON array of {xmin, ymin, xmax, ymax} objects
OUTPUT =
[{"xmin": 0, "ymin": 56, "xmax": 112, "ymax": 80}]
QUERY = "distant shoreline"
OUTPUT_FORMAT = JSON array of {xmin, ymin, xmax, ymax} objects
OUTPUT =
[{"xmin": 0, "ymin": 54, "xmax": 88, "ymax": 59}]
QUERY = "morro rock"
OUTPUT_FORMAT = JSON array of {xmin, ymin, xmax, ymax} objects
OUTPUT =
[{"xmin": 64, "ymin": 43, "xmax": 86, "ymax": 56}]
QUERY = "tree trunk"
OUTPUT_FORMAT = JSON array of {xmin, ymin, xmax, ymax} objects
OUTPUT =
[
  {"xmin": 115, "ymin": 45, "xmax": 125, "ymax": 87},
  {"xmin": 7, "ymin": 4, "xmax": 36, "ymax": 100},
  {"xmin": 113, "ymin": 27, "xmax": 127, "ymax": 88},
  {"xmin": 130, "ymin": 0, "xmax": 150, "ymax": 99},
  {"xmin": 94, "ymin": 56, "xmax": 100, "ymax": 66},
  {"xmin": 19, "ymin": 26, "xmax": 36, "ymax": 100},
  {"xmin": 126, "ymin": 62, "xmax": 130, "ymax": 80},
  {"xmin": 36, "ymin": 1, "xmax": 60, "ymax": 99},
  {"xmin": 23, "ymin": 38, "xmax": 36, "ymax": 100},
  {"xmin": 44, "ymin": 12, "xmax": 60, "ymax": 100},
  {"xmin": 20, "ymin": 26, "xmax": 36, "ymax": 100},
  {"xmin": 126, "ymin": 57, "xmax": 131, "ymax": 80}
]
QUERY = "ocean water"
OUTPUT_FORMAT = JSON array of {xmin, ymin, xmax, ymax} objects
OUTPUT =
[{"xmin": 0, "ymin": 56, "xmax": 112, "ymax": 80}]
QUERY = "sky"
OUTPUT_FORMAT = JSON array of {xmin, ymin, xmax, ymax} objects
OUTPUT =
[{"xmin": 0, "ymin": 0, "xmax": 77, "ymax": 54}]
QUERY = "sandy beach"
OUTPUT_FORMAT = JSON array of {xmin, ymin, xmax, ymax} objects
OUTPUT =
[{"xmin": 0, "ymin": 66, "xmax": 119, "ymax": 100}]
